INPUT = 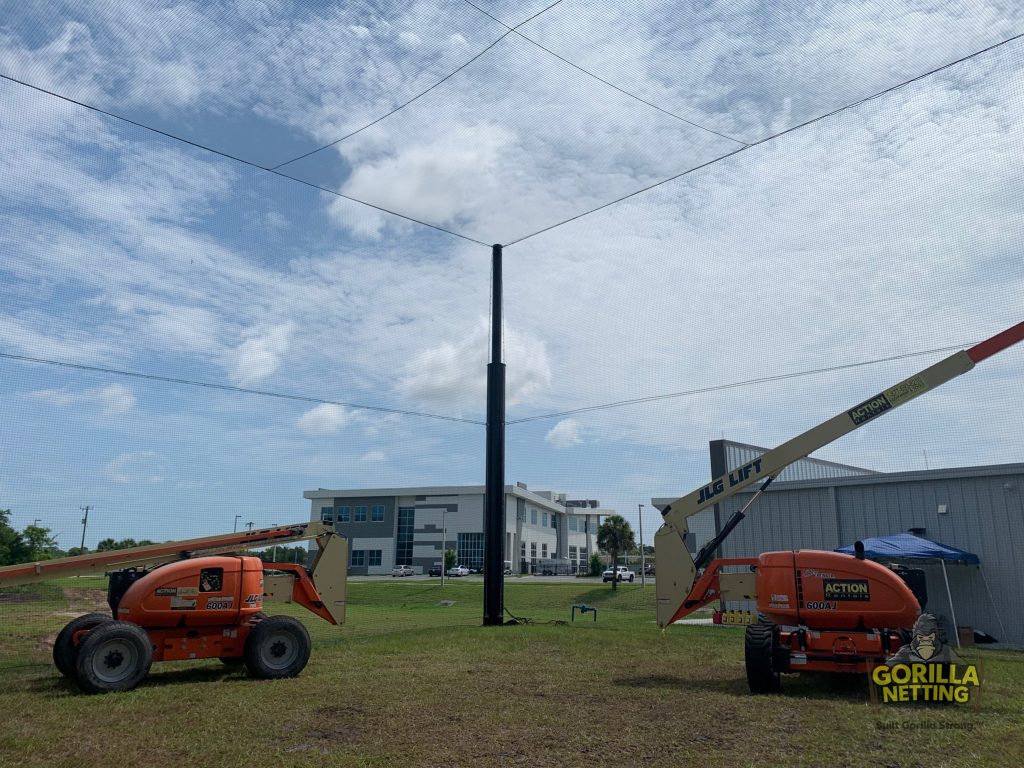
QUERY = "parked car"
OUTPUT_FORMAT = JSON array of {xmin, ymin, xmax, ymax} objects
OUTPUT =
[
  {"xmin": 391, "ymin": 565, "xmax": 415, "ymax": 577},
  {"xmin": 602, "ymin": 565, "xmax": 636, "ymax": 583},
  {"xmin": 447, "ymin": 565, "xmax": 470, "ymax": 577},
  {"xmin": 428, "ymin": 565, "xmax": 443, "ymax": 577}
]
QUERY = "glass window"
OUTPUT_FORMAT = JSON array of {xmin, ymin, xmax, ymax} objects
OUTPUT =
[
  {"xmin": 320, "ymin": 506, "xmax": 333, "ymax": 523},
  {"xmin": 354, "ymin": 505, "xmax": 367, "ymax": 522},
  {"xmin": 530, "ymin": 542, "xmax": 537, "ymax": 560},
  {"xmin": 530, "ymin": 508, "xmax": 537, "ymax": 525},
  {"xmin": 520, "ymin": 542, "xmax": 526, "ymax": 559},
  {"xmin": 371, "ymin": 505, "xmax": 385, "ymax": 522},
  {"xmin": 351, "ymin": 550, "xmax": 365, "ymax": 566},
  {"xmin": 457, "ymin": 532, "xmax": 484, "ymax": 570},
  {"xmin": 541, "ymin": 543, "xmax": 548, "ymax": 558},
  {"xmin": 569, "ymin": 545, "xmax": 577, "ymax": 560},
  {"xmin": 569, "ymin": 516, "xmax": 578, "ymax": 532},
  {"xmin": 396, "ymin": 507, "xmax": 415, "ymax": 566},
  {"xmin": 542, "ymin": 512, "xmax": 548, "ymax": 527},
  {"xmin": 551, "ymin": 513, "xmax": 557, "ymax": 529},
  {"xmin": 368, "ymin": 550, "xmax": 382, "ymax": 567},
  {"xmin": 337, "ymin": 506, "xmax": 350, "ymax": 523}
]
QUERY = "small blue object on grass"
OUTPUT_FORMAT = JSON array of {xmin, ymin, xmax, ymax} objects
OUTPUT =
[{"xmin": 571, "ymin": 603, "xmax": 597, "ymax": 622}]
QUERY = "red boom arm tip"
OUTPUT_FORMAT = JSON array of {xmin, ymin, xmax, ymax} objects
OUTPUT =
[{"xmin": 967, "ymin": 320, "xmax": 1024, "ymax": 364}]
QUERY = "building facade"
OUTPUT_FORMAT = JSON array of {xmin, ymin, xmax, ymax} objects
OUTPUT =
[
  {"xmin": 304, "ymin": 483, "xmax": 609, "ymax": 575},
  {"xmin": 654, "ymin": 440, "xmax": 1024, "ymax": 646}
]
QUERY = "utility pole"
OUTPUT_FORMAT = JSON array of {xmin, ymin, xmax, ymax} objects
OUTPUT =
[
  {"xmin": 483, "ymin": 243, "xmax": 505, "ymax": 625},
  {"xmin": 234, "ymin": 514, "xmax": 241, "ymax": 532},
  {"xmin": 246, "ymin": 521, "xmax": 254, "ymax": 531},
  {"xmin": 638, "ymin": 503, "xmax": 646, "ymax": 588},
  {"xmin": 79, "ymin": 506, "xmax": 91, "ymax": 551}
]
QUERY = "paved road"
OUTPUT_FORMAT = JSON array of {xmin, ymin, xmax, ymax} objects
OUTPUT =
[{"xmin": 351, "ymin": 574, "xmax": 656, "ymax": 585}]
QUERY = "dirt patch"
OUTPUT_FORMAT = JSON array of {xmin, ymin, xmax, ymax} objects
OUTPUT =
[
  {"xmin": 62, "ymin": 587, "xmax": 109, "ymax": 614},
  {"xmin": 0, "ymin": 591, "xmax": 42, "ymax": 603}
]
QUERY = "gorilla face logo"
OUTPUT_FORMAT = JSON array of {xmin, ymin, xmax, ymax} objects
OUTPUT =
[
  {"xmin": 886, "ymin": 613, "xmax": 951, "ymax": 667},
  {"xmin": 912, "ymin": 630, "xmax": 938, "ymax": 660}
]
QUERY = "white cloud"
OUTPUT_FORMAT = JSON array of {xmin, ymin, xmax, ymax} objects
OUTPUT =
[
  {"xmin": 30, "ymin": 383, "xmax": 136, "ymax": 416},
  {"xmin": 396, "ymin": 318, "xmax": 552, "ymax": 409},
  {"xmin": 229, "ymin": 323, "xmax": 295, "ymax": 386},
  {"xmin": 296, "ymin": 403, "xmax": 351, "ymax": 435},
  {"xmin": 398, "ymin": 32, "xmax": 422, "ymax": 48},
  {"xmin": 333, "ymin": 123, "xmax": 515, "ymax": 233},
  {"xmin": 360, "ymin": 450, "xmax": 386, "ymax": 462},
  {"xmin": 546, "ymin": 419, "xmax": 582, "ymax": 449},
  {"xmin": 103, "ymin": 451, "xmax": 159, "ymax": 483}
]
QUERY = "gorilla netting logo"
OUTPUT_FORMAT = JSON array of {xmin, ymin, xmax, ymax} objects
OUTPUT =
[{"xmin": 871, "ymin": 614, "xmax": 981, "ymax": 705}]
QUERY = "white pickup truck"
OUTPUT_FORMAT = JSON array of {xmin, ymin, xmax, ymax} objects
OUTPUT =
[{"xmin": 602, "ymin": 565, "xmax": 635, "ymax": 583}]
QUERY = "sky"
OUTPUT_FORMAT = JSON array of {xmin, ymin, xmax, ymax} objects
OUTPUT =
[{"xmin": 1, "ymin": 0, "xmax": 1023, "ymax": 548}]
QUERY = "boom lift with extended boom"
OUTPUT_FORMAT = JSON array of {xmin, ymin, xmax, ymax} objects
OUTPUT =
[
  {"xmin": 0, "ymin": 521, "xmax": 347, "ymax": 693},
  {"xmin": 654, "ymin": 320, "xmax": 1024, "ymax": 692}
]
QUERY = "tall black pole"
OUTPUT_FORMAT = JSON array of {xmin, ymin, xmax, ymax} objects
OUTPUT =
[{"xmin": 483, "ymin": 243, "xmax": 505, "ymax": 625}]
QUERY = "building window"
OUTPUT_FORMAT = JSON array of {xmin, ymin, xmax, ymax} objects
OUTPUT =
[
  {"xmin": 541, "ymin": 543, "xmax": 548, "ymax": 558},
  {"xmin": 396, "ymin": 507, "xmax": 415, "ymax": 566},
  {"xmin": 569, "ymin": 545, "xmax": 577, "ymax": 560},
  {"xmin": 520, "ymin": 542, "xmax": 526, "ymax": 561},
  {"xmin": 530, "ymin": 508, "xmax": 537, "ymax": 525},
  {"xmin": 569, "ymin": 516, "xmax": 578, "ymax": 532},
  {"xmin": 320, "ymin": 506, "xmax": 333, "ymax": 523},
  {"xmin": 354, "ymin": 505, "xmax": 367, "ymax": 522},
  {"xmin": 371, "ymin": 505, "xmax": 385, "ymax": 522},
  {"xmin": 551, "ymin": 513, "xmax": 558, "ymax": 530},
  {"xmin": 542, "ymin": 512, "xmax": 548, "ymax": 527},
  {"xmin": 368, "ymin": 550, "xmax": 382, "ymax": 567},
  {"xmin": 351, "ymin": 550, "xmax": 365, "ymax": 567},
  {"xmin": 457, "ymin": 532, "xmax": 484, "ymax": 570},
  {"xmin": 530, "ymin": 542, "xmax": 537, "ymax": 561},
  {"xmin": 337, "ymin": 506, "xmax": 350, "ymax": 523}
]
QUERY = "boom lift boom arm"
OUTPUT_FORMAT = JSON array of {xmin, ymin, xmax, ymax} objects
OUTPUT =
[{"xmin": 655, "ymin": 320, "xmax": 1024, "ymax": 627}]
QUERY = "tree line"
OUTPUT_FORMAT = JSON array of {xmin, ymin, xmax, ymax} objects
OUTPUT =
[{"xmin": 0, "ymin": 509, "xmax": 300, "ymax": 566}]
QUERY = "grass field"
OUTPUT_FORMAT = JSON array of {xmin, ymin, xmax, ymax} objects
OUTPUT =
[{"xmin": 1, "ymin": 578, "xmax": 1021, "ymax": 768}]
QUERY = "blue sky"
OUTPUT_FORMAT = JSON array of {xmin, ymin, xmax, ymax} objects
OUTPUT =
[{"xmin": 1, "ymin": 1, "xmax": 1023, "ymax": 548}]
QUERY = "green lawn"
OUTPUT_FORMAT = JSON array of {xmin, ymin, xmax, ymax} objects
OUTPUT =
[{"xmin": 0, "ymin": 579, "xmax": 1020, "ymax": 768}]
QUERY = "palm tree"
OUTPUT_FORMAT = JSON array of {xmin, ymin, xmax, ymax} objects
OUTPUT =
[{"xmin": 597, "ymin": 514, "xmax": 636, "ymax": 591}]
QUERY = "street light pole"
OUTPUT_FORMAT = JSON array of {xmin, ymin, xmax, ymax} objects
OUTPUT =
[
  {"xmin": 638, "ymin": 503, "xmax": 646, "ymax": 588},
  {"xmin": 234, "ymin": 514, "xmax": 241, "ymax": 532},
  {"xmin": 441, "ymin": 506, "xmax": 446, "ymax": 588}
]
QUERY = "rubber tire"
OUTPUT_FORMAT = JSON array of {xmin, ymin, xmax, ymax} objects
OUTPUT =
[
  {"xmin": 745, "ymin": 622, "xmax": 781, "ymax": 694},
  {"xmin": 243, "ymin": 615, "xmax": 311, "ymax": 680},
  {"xmin": 629, "ymin": 575, "xmax": 634, "ymax": 582},
  {"xmin": 75, "ymin": 621, "xmax": 153, "ymax": 694},
  {"xmin": 53, "ymin": 613, "xmax": 112, "ymax": 679}
]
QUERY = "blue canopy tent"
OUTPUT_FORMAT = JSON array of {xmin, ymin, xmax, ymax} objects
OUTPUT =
[{"xmin": 835, "ymin": 534, "xmax": 1003, "ymax": 647}]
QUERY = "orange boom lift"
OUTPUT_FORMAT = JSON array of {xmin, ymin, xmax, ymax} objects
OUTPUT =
[
  {"xmin": 0, "ymin": 521, "xmax": 347, "ymax": 694},
  {"xmin": 654, "ymin": 320, "xmax": 1024, "ymax": 692}
]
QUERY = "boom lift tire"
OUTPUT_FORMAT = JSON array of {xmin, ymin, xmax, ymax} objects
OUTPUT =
[
  {"xmin": 75, "ymin": 621, "xmax": 154, "ymax": 694},
  {"xmin": 243, "ymin": 614, "xmax": 311, "ymax": 679},
  {"xmin": 53, "ymin": 612, "xmax": 112, "ymax": 679},
  {"xmin": 745, "ymin": 622, "xmax": 781, "ymax": 694}
]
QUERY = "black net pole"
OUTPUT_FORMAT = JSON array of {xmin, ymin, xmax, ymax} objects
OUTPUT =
[{"xmin": 483, "ymin": 243, "xmax": 506, "ymax": 625}]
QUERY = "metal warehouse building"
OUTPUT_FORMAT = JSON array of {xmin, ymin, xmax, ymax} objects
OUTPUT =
[{"xmin": 655, "ymin": 440, "xmax": 1024, "ymax": 647}]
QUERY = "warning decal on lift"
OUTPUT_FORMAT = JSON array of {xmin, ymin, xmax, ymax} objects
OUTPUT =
[{"xmin": 823, "ymin": 578, "xmax": 871, "ymax": 601}]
